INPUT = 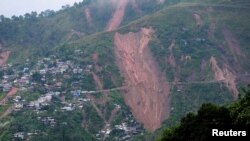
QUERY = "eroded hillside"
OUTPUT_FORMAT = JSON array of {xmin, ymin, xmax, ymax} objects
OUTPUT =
[
  {"xmin": 106, "ymin": 0, "xmax": 129, "ymax": 31},
  {"xmin": 210, "ymin": 56, "xmax": 238, "ymax": 97},
  {"xmin": 0, "ymin": 51, "xmax": 10, "ymax": 67},
  {"xmin": 114, "ymin": 28, "xmax": 170, "ymax": 131},
  {"xmin": 0, "ymin": 0, "xmax": 250, "ymax": 140}
]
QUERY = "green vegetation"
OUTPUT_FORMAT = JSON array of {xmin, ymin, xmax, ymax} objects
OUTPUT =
[
  {"xmin": 165, "ymin": 84, "xmax": 233, "ymax": 126},
  {"xmin": 157, "ymin": 86, "xmax": 250, "ymax": 141},
  {"xmin": 0, "ymin": 92, "xmax": 5, "ymax": 100},
  {"xmin": 0, "ymin": 0, "xmax": 250, "ymax": 140},
  {"xmin": 0, "ymin": 105, "xmax": 9, "ymax": 116}
]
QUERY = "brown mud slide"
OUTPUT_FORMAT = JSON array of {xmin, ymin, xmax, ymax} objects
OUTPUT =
[
  {"xmin": 106, "ymin": 0, "xmax": 129, "ymax": 31},
  {"xmin": 91, "ymin": 53, "xmax": 109, "ymax": 104},
  {"xmin": 210, "ymin": 57, "xmax": 238, "ymax": 97},
  {"xmin": 167, "ymin": 40, "xmax": 179, "ymax": 82},
  {"xmin": 0, "ymin": 87, "xmax": 18, "ymax": 105},
  {"xmin": 0, "ymin": 51, "xmax": 10, "ymax": 67},
  {"xmin": 92, "ymin": 53, "xmax": 101, "ymax": 72},
  {"xmin": 114, "ymin": 28, "xmax": 170, "ymax": 131},
  {"xmin": 222, "ymin": 29, "xmax": 245, "ymax": 65},
  {"xmin": 193, "ymin": 13, "xmax": 202, "ymax": 27}
]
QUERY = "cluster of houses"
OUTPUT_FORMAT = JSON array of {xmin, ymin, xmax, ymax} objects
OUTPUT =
[
  {"xmin": 96, "ymin": 111, "xmax": 144, "ymax": 140},
  {"xmin": 38, "ymin": 116, "xmax": 56, "ymax": 127},
  {"xmin": 0, "ymin": 53, "xmax": 94, "ymax": 95},
  {"xmin": 0, "ymin": 52, "xmax": 144, "ymax": 140},
  {"xmin": 0, "ymin": 73, "xmax": 16, "ymax": 92},
  {"xmin": 14, "ymin": 131, "xmax": 40, "ymax": 140}
]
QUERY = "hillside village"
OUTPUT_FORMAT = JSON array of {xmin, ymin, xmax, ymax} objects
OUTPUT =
[
  {"xmin": 0, "ymin": 0, "xmax": 249, "ymax": 140},
  {"xmin": 0, "ymin": 49, "xmax": 144, "ymax": 140}
]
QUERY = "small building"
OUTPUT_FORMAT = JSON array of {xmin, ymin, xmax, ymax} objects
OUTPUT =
[
  {"xmin": 14, "ymin": 103, "xmax": 24, "ymax": 110},
  {"xmin": 61, "ymin": 106, "xmax": 74, "ymax": 111},
  {"xmin": 14, "ymin": 132, "xmax": 25, "ymax": 140},
  {"xmin": 3, "ymin": 83, "xmax": 12, "ymax": 92},
  {"xmin": 13, "ymin": 96, "xmax": 22, "ymax": 102},
  {"xmin": 39, "ymin": 69, "xmax": 46, "ymax": 74}
]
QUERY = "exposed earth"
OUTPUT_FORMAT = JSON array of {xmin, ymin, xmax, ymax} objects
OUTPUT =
[
  {"xmin": 114, "ymin": 28, "xmax": 170, "ymax": 131},
  {"xmin": 0, "ymin": 51, "xmax": 10, "ymax": 67},
  {"xmin": 106, "ymin": 0, "xmax": 129, "ymax": 31}
]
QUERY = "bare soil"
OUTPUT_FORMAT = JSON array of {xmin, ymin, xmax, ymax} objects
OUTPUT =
[
  {"xmin": 210, "ymin": 57, "xmax": 238, "ymax": 97},
  {"xmin": 91, "ymin": 53, "xmax": 109, "ymax": 103},
  {"xmin": 0, "ymin": 106, "xmax": 14, "ymax": 119},
  {"xmin": 92, "ymin": 72, "xmax": 103, "ymax": 90},
  {"xmin": 114, "ymin": 28, "xmax": 170, "ymax": 131},
  {"xmin": 0, "ymin": 87, "xmax": 18, "ymax": 105},
  {"xmin": 91, "ymin": 101, "xmax": 107, "ymax": 124},
  {"xmin": 210, "ymin": 57, "xmax": 225, "ymax": 81},
  {"xmin": 107, "ymin": 107, "xmax": 119, "ymax": 124},
  {"xmin": 90, "ymin": 72, "xmax": 109, "ymax": 105},
  {"xmin": 92, "ymin": 53, "xmax": 101, "ymax": 72},
  {"xmin": 106, "ymin": 0, "xmax": 129, "ymax": 31},
  {"xmin": 222, "ymin": 29, "xmax": 245, "ymax": 63},
  {"xmin": 193, "ymin": 13, "xmax": 203, "ymax": 27},
  {"xmin": 180, "ymin": 55, "xmax": 191, "ymax": 62},
  {"xmin": 167, "ymin": 40, "xmax": 176, "ymax": 68},
  {"xmin": 0, "ymin": 51, "xmax": 10, "ymax": 67}
]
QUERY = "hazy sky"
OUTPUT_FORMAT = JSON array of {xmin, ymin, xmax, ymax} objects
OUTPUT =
[{"xmin": 0, "ymin": 0, "xmax": 84, "ymax": 17}]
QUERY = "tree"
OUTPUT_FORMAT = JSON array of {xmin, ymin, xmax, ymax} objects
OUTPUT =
[
  {"xmin": 0, "ymin": 15, "xmax": 5, "ymax": 22},
  {"xmin": 31, "ymin": 72, "xmax": 42, "ymax": 82},
  {"xmin": 158, "ymin": 86, "xmax": 250, "ymax": 141},
  {"xmin": 11, "ymin": 15, "xmax": 20, "ymax": 21}
]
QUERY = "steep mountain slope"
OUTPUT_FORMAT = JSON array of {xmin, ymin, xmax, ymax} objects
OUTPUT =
[
  {"xmin": 0, "ymin": 0, "xmax": 169, "ymax": 64},
  {"xmin": 0, "ymin": 0, "xmax": 250, "ymax": 140},
  {"xmin": 62, "ymin": 0, "xmax": 250, "ymax": 133},
  {"xmin": 131, "ymin": 2, "xmax": 249, "ymax": 135},
  {"xmin": 114, "ymin": 28, "xmax": 170, "ymax": 131},
  {"xmin": 157, "ymin": 86, "xmax": 250, "ymax": 141},
  {"xmin": 106, "ymin": 0, "xmax": 129, "ymax": 31}
]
